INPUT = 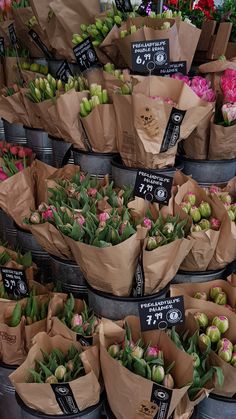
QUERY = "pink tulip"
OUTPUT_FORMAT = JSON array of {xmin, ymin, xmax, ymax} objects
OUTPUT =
[
  {"xmin": 143, "ymin": 217, "xmax": 152, "ymax": 230},
  {"xmin": 0, "ymin": 170, "xmax": 8, "ymax": 181},
  {"xmin": 209, "ymin": 185, "xmax": 220, "ymax": 194},
  {"xmin": 75, "ymin": 214, "xmax": 85, "ymax": 226},
  {"xmin": 88, "ymin": 188, "xmax": 97, "ymax": 197},
  {"xmin": 80, "ymin": 174, "xmax": 85, "ymax": 182},
  {"xmin": 210, "ymin": 217, "xmax": 221, "ymax": 231},
  {"xmin": 71, "ymin": 314, "xmax": 83, "ymax": 328},
  {"xmin": 99, "ymin": 212, "xmax": 110, "ymax": 222},
  {"xmin": 10, "ymin": 146, "xmax": 19, "ymax": 156},
  {"xmin": 171, "ymin": 73, "xmax": 191, "ymax": 85},
  {"xmin": 42, "ymin": 209, "xmax": 54, "ymax": 220},
  {"xmin": 15, "ymin": 161, "xmax": 24, "ymax": 172}
]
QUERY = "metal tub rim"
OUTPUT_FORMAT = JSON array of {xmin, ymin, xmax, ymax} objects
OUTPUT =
[
  {"xmin": 180, "ymin": 156, "xmax": 236, "ymax": 165},
  {"xmin": 72, "ymin": 148, "xmax": 119, "ymax": 158},
  {"xmin": 209, "ymin": 392, "xmax": 236, "ymax": 403},
  {"xmin": 24, "ymin": 126, "xmax": 46, "ymax": 132},
  {"xmin": 16, "ymin": 391, "xmax": 105, "ymax": 418},
  {"xmin": 177, "ymin": 267, "xmax": 229, "ymax": 276},
  {"xmin": 111, "ymin": 155, "xmax": 184, "ymax": 172},
  {"xmin": 49, "ymin": 254, "xmax": 78, "ymax": 266}
]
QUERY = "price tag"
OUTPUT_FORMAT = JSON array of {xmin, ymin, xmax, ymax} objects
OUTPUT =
[
  {"xmin": 1, "ymin": 268, "xmax": 29, "ymax": 299},
  {"xmin": 8, "ymin": 23, "xmax": 18, "ymax": 46},
  {"xmin": 51, "ymin": 383, "xmax": 79, "ymax": 414},
  {"xmin": 28, "ymin": 29, "xmax": 53, "ymax": 59},
  {"xmin": 160, "ymin": 108, "xmax": 186, "ymax": 153},
  {"xmin": 0, "ymin": 37, "xmax": 5, "ymax": 57},
  {"xmin": 155, "ymin": 61, "xmax": 187, "ymax": 76},
  {"xmin": 134, "ymin": 170, "xmax": 173, "ymax": 205},
  {"xmin": 115, "ymin": 0, "xmax": 133, "ymax": 12},
  {"xmin": 56, "ymin": 60, "xmax": 73, "ymax": 82},
  {"xmin": 132, "ymin": 260, "xmax": 145, "ymax": 297},
  {"xmin": 131, "ymin": 40, "xmax": 169, "ymax": 74},
  {"xmin": 76, "ymin": 335, "xmax": 93, "ymax": 347},
  {"xmin": 138, "ymin": 295, "xmax": 185, "ymax": 331},
  {"xmin": 73, "ymin": 38, "xmax": 100, "ymax": 73}
]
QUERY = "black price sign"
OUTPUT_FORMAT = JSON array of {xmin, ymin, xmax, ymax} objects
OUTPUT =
[
  {"xmin": 132, "ymin": 39, "xmax": 169, "ymax": 74},
  {"xmin": 28, "ymin": 29, "xmax": 53, "ymax": 59},
  {"xmin": 134, "ymin": 170, "xmax": 173, "ymax": 205},
  {"xmin": 8, "ymin": 23, "xmax": 18, "ymax": 46},
  {"xmin": 0, "ymin": 37, "xmax": 5, "ymax": 57},
  {"xmin": 56, "ymin": 60, "xmax": 73, "ymax": 82},
  {"xmin": 1, "ymin": 268, "xmax": 29, "ymax": 299},
  {"xmin": 132, "ymin": 261, "xmax": 145, "ymax": 298},
  {"xmin": 155, "ymin": 61, "xmax": 187, "ymax": 76},
  {"xmin": 73, "ymin": 38, "xmax": 100, "ymax": 73},
  {"xmin": 51, "ymin": 383, "xmax": 79, "ymax": 415},
  {"xmin": 115, "ymin": 0, "xmax": 133, "ymax": 12},
  {"xmin": 76, "ymin": 335, "xmax": 93, "ymax": 347},
  {"xmin": 138, "ymin": 296, "xmax": 185, "ymax": 331},
  {"xmin": 160, "ymin": 108, "xmax": 186, "ymax": 153}
]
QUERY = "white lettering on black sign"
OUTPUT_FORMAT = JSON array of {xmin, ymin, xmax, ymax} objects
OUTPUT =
[
  {"xmin": 132, "ymin": 39, "xmax": 169, "ymax": 74},
  {"xmin": 134, "ymin": 170, "xmax": 173, "ymax": 205},
  {"xmin": 160, "ymin": 108, "xmax": 186, "ymax": 153},
  {"xmin": 1, "ymin": 268, "xmax": 29, "ymax": 299},
  {"xmin": 56, "ymin": 60, "xmax": 73, "ymax": 82},
  {"xmin": 73, "ymin": 38, "xmax": 100, "ymax": 73}
]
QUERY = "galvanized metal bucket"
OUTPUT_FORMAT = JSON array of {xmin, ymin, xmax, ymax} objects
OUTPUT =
[
  {"xmin": 16, "ymin": 228, "xmax": 52, "ymax": 283},
  {"xmin": 111, "ymin": 156, "xmax": 184, "ymax": 188},
  {"xmin": 180, "ymin": 157, "xmax": 236, "ymax": 185},
  {"xmin": 3, "ymin": 119, "xmax": 27, "ymax": 145},
  {"xmin": 87, "ymin": 284, "xmax": 169, "ymax": 320},
  {"xmin": 73, "ymin": 149, "xmax": 118, "ymax": 180},
  {"xmin": 50, "ymin": 136, "xmax": 73, "ymax": 168},
  {"xmin": 25, "ymin": 127, "xmax": 53, "ymax": 166},
  {"xmin": 50, "ymin": 255, "xmax": 87, "ymax": 299},
  {"xmin": 48, "ymin": 60, "xmax": 67, "ymax": 77},
  {"xmin": 33, "ymin": 58, "xmax": 48, "ymax": 67},
  {"xmin": 172, "ymin": 266, "xmax": 229, "ymax": 284},
  {"xmin": 0, "ymin": 363, "xmax": 21, "ymax": 419},
  {"xmin": 196, "ymin": 393, "xmax": 236, "ymax": 419},
  {"xmin": 0, "ymin": 118, "xmax": 5, "ymax": 139},
  {"xmin": 0, "ymin": 209, "xmax": 18, "ymax": 248},
  {"xmin": 16, "ymin": 392, "xmax": 104, "ymax": 419}
]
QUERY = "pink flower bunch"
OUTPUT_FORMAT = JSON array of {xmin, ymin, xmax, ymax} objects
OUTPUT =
[
  {"xmin": 42, "ymin": 208, "xmax": 55, "ymax": 221},
  {"xmin": 0, "ymin": 0, "xmax": 11, "ymax": 12},
  {"xmin": 221, "ymin": 69, "xmax": 236, "ymax": 103},
  {"xmin": 171, "ymin": 74, "xmax": 216, "ymax": 102}
]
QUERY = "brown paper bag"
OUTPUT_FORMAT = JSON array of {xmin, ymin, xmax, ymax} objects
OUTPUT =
[
  {"xmin": 9, "ymin": 332, "xmax": 101, "ymax": 415},
  {"xmin": 25, "ymin": 295, "xmax": 49, "ymax": 351},
  {"xmin": 182, "ymin": 110, "xmax": 213, "ymax": 160},
  {"xmin": 100, "ymin": 316, "xmax": 193, "ymax": 419},
  {"xmin": 100, "ymin": 25, "xmax": 127, "ymax": 67},
  {"xmin": 0, "ymin": 92, "xmax": 30, "ymax": 126},
  {"xmin": 81, "ymin": 104, "xmax": 118, "ymax": 153},
  {"xmin": 208, "ymin": 119, "xmax": 236, "ymax": 160},
  {"xmin": 3, "ymin": 57, "xmax": 25, "ymax": 86},
  {"xmin": 65, "ymin": 233, "xmax": 141, "ymax": 297},
  {"xmin": 0, "ymin": 20, "xmax": 14, "ymax": 48}
]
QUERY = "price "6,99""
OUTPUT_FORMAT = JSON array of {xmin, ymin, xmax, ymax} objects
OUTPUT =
[{"xmin": 136, "ymin": 53, "xmax": 151, "ymax": 64}]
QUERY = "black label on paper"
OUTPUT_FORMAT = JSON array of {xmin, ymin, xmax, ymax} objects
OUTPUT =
[
  {"xmin": 56, "ymin": 60, "xmax": 73, "ymax": 82},
  {"xmin": 51, "ymin": 383, "xmax": 80, "ymax": 415},
  {"xmin": 132, "ymin": 261, "xmax": 145, "ymax": 297},
  {"xmin": 151, "ymin": 384, "xmax": 172, "ymax": 419},
  {"xmin": 160, "ymin": 108, "xmax": 186, "ymax": 153},
  {"xmin": 28, "ymin": 29, "xmax": 53, "ymax": 59},
  {"xmin": 76, "ymin": 335, "xmax": 93, "ymax": 347},
  {"xmin": 115, "ymin": 0, "xmax": 133, "ymax": 12},
  {"xmin": 1, "ymin": 268, "xmax": 29, "ymax": 299},
  {"xmin": 131, "ymin": 39, "xmax": 169, "ymax": 74},
  {"xmin": 155, "ymin": 61, "xmax": 187, "ymax": 76},
  {"xmin": 138, "ymin": 295, "xmax": 185, "ymax": 331},
  {"xmin": 0, "ymin": 37, "xmax": 5, "ymax": 56},
  {"xmin": 8, "ymin": 23, "xmax": 18, "ymax": 46},
  {"xmin": 134, "ymin": 170, "xmax": 173, "ymax": 205},
  {"xmin": 73, "ymin": 38, "xmax": 100, "ymax": 73}
]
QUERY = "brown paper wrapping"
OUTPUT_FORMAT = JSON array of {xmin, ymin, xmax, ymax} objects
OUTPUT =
[
  {"xmin": 29, "ymin": 0, "xmax": 50, "ymax": 32},
  {"xmin": 3, "ymin": 57, "xmax": 25, "ymax": 86},
  {"xmin": 182, "ymin": 109, "xmax": 213, "ymax": 160},
  {"xmin": 0, "ymin": 92, "xmax": 30, "ymax": 126},
  {"xmin": 0, "ymin": 300, "xmax": 26, "ymax": 365},
  {"xmin": 65, "ymin": 233, "xmax": 141, "ymax": 297},
  {"xmin": 9, "ymin": 332, "xmax": 101, "ymax": 415},
  {"xmin": 100, "ymin": 25, "xmax": 127, "ymax": 67},
  {"xmin": 100, "ymin": 317, "xmax": 193, "ymax": 419},
  {"xmin": 25, "ymin": 295, "xmax": 49, "ymax": 351},
  {"xmin": 81, "ymin": 104, "xmax": 118, "ymax": 153},
  {"xmin": 0, "ymin": 245, "xmax": 37, "ymax": 282},
  {"xmin": 208, "ymin": 119, "xmax": 236, "ymax": 160},
  {"xmin": 175, "ymin": 180, "xmax": 228, "ymax": 271},
  {"xmin": 0, "ymin": 20, "xmax": 14, "ymax": 48},
  {"xmin": 0, "ymin": 62, "xmax": 5, "ymax": 89}
]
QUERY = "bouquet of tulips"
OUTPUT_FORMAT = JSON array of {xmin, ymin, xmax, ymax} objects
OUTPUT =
[
  {"xmin": 0, "ymin": 82, "xmax": 30, "ymax": 126},
  {"xmin": 100, "ymin": 317, "xmax": 193, "ymax": 419},
  {"xmin": 9, "ymin": 332, "xmax": 101, "ymax": 415},
  {"xmin": 0, "ymin": 141, "xmax": 33, "ymax": 182},
  {"xmin": 48, "ymin": 294, "xmax": 99, "ymax": 346},
  {"xmin": 207, "ymin": 185, "xmax": 236, "ymax": 224}
]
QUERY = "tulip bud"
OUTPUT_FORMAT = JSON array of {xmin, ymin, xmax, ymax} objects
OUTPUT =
[
  {"xmin": 143, "ymin": 217, "xmax": 152, "ymax": 230},
  {"xmin": 220, "ymin": 194, "xmax": 232, "ymax": 205},
  {"xmin": 210, "ymin": 217, "xmax": 221, "ymax": 231},
  {"xmin": 191, "ymin": 352, "xmax": 200, "ymax": 368},
  {"xmin": 184, "ymin": 192, "xmax": 196, "ymax": 206},
  {"xmin": 144, "ymin": 346, "xmax": 161, "ymax": 362},
  {"xmin": 30, "ymin": 212, "xmax": 41, "ymax": 224},
  {"xmin": 133, "ymin": 358, "xmax": 147, "ymax": 378},
  {"xmin": 71, "ymin": 314, "xmax": 83, "ymax": 328},
  {"xmin": 194, "ymin": 312, "xmax": 209, "ymax": 328},
  {"xmin": 209, "ymin": 185, "xmax": 220, "ymax": 194},
  {"xmin": 34, "ymin": 88, "xmax": 41, "ymax": 101},
  {"xmin": 163, "ymin": 374, "xmax": 174, "ymax": 389},
  {"xmin": 199, "ymin": 333, "xmax": 211, "ymax": 347},
  {"xmin": 212, "ymin": 315, "xmax": 229, "ymax": 333},
  {"xmin": 45, "ymin": 375, "xmax": 58, "ymax": 384},
  {"xmin": 108, "ymin": 344, "xmax": 120, "ymax": 358},
  {"xmin": 199, "ymin": 219, "xmax": 211, "ymax": 231},
  {"xmin": 191, "ymin": 224, "xmax": 202, "ymax": 233},
  {"xmin": 55, "ymin": 365, "xmax": 66, "ymax": 381},
  {"xmin": 206, "ymin": 325, "xmax": 221, "ymax": 343},
  {"xmin": 66, "ymin": 360, "xmax": 74, "ymax": 372},
  {"xmin": 199, "ymin": 202, "xmax": 212, "ymax": 219},
  {"xmin": 231, "ymin": 352, "xmax": 236, "ymax": 367},
  {"xmin": 162, "ymin": 222, "xmax": 175, "ymax": 235},
  {"xmin": 233, "ymin": 345, "xmax": 236, "ymax": 353},
  {"xmin": 214, "ymin": 292, "xmax": 227, "ymax": 306},
  {"xmin": 217, "ymin": 338, "xmax": 233, "ymax": 352},
  {"xmin": 194, "ymin": 292, "xmax": 208, "ymax": 301},
  {"xmin": 152, "ymin": 365, "xmax": 165, "ymax": 384},
  {"xmin": 210, "ymin": 287, "xmax": 222, "ymax": 301},
  {"xmin": 131, "ymin": 346, "xmax": 144, "ymax": 359},
  {"xmin": 218, "ymin": 346, "xmax": 232, "ymax": 363},
  {"xmin": 228, "ymin": 210, "xmax": 235, "ymax": 221},
  {"xmin": 180, "ymin": 202, "xmax": 191, "ymax": 214},
  {"xmin": 190, "ymin": 206, "xmax": 201, "ymax": 223}
]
